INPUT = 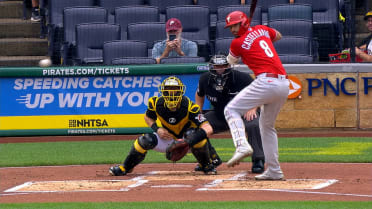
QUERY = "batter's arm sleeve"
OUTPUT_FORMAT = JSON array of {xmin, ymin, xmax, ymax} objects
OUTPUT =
[
  {"xmin": 227, "ymin": 52, "xmax": 239, "ymax": 64},
  {"xmin": 272, "ymin": 29, "xmax": 282, "ymax": 42}
]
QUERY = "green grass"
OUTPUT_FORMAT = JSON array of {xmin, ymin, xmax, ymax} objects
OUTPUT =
[
  {"xmin": 1, "ymin": 137, "xmax": 372, "ymax": 167},
  {"xmin": 1, "ymin": 137, "xmax": 372, "ymax": 208},
  {"xmin": 1, "ymin": 201, "xmax": 372, "ymax": 209}
]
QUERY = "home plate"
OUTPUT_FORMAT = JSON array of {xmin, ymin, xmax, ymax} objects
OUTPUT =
[
  {"xmin": 4, "ymin": 179, "xmax": 148, "ymax": 193},
  {"xmin": 198, "ymin": 179, "xmax": 338, "ymax": 191}
]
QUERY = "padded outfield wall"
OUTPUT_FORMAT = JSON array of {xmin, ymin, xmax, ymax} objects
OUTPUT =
[{"xmin": 0, "ymin": 63, "xmax": 371, "ymax": 136}]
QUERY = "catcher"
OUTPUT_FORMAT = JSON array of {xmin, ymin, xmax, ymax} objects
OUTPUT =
[{"xmin": 109, "ymin": 76, "xmax": 217, "ymax": 176}]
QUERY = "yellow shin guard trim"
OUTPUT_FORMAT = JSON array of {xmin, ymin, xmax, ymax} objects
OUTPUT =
[
  {"xmin": 193, "ymin": 138, "xmax": 207, "ymax": 149},
  {"xmin": 134, "ymin": 139, "xmax": 147, "ymax": 154},
  {"xmin": 119, "ymin": 165, "xmax": 126, "ymax": 172}
]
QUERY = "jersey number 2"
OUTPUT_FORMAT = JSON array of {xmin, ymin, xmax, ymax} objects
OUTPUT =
[{"xmin": 259, "ymin": 40, "xmax": 274, "ymax": 58}]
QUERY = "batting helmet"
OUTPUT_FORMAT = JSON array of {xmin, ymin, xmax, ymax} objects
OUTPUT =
[{"xmin": 225, "ymin": 11, "xmax": 249, "ymax": 37}]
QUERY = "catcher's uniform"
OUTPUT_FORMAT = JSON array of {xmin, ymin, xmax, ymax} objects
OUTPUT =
[{"xmin": 146, "ymin": 95, "xmax": 208, "ymax": 152}]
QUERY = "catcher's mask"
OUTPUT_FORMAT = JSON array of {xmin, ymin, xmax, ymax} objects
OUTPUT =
[
  {"xmin": 209, "ymin": 55, "xmax": 232, "ymax": 92},
  {"xmin": 159, "ymin": 76, "xmax": 186, "ymax": 109}
]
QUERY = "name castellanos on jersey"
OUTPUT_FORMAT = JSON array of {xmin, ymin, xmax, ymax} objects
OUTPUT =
[{"xmin": 242, "ymin": 28, "xmax": 270, "ymax": 50}]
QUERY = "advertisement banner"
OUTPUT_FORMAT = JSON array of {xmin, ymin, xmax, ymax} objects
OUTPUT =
[{"xmin": 0, "ymin": 74, "xmax": 209, "ymax": 135}]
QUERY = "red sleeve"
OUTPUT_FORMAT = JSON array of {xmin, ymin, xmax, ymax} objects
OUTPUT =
[
  {"xmin": 229, "ymin": 38, "xmax": 241, "ymax": 58},
  {"xmin": 261, "ymin": 25, "xmax": 277, "ymax": 41}
]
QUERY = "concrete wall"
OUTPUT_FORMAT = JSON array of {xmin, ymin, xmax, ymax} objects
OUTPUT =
[{"xmin": 236, "ymin": 64, "xmax": 372, "ymax": 130}]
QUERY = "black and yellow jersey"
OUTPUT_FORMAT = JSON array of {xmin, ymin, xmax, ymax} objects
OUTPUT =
[{"xmin": 146, "ymin": 96, "xmax": 208, "ymax": 139}]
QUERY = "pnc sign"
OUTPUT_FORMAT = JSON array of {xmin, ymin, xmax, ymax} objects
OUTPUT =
[
  {"xmin": 285, "ymin": 76, "xmax": 372, "ymax": 98},
  {"xmin": 287, "ymin": 75, "xmax": 302, "ymax": 99}
]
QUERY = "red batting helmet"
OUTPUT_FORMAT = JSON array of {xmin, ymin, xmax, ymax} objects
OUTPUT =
[{"xmin": 225, "ymin": 11, "xmax": 250, "ymax": 37}]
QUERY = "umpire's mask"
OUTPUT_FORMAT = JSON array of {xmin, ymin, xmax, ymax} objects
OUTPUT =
[{"xmin": 209, "ymin": 55, "xmax": 232, "ymax": 92}]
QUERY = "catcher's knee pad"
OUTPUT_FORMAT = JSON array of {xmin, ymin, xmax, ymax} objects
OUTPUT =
[
  {"xmin": 136, "ymin": 133, "xmax": 158, "ymax": 151},
  {"xmin": 184, "ymin": 128, "xmax": 197, "ymax": 139},
  {"xmin": 184, "ymin": 128, "xmax": 207, "ymax": 146}
]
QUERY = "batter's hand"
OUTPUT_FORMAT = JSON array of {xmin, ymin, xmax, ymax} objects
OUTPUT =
[
  {"xmin": 244, "ymin": 108, "xmax": 258, "ymax": 121},
  {"xmin": 157, "ymin": 127, "xmax": 174, "ymax": 140}
]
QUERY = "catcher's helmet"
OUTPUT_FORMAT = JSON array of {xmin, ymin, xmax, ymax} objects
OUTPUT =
[
  {"xmin": 159, "ymin": 76, "xmax": 186, "ymax": 109},
  {"xmin": 209, "ymin": 55, "xmax": 232, "ymax": 92},
  {"xmin": 225, "ymin": 11, "xmax": 249, "ymax": 37}
]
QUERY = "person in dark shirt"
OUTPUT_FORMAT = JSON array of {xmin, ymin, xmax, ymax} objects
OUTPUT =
[
  {"xmin": 195, "ymin": 54, "xmax": 265, "ymax": 173},
  {"xmin": 356, "ymin": 11, "xmax": 372, "ymax": 62}
]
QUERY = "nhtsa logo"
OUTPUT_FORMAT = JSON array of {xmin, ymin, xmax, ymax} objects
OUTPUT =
[{"xmin": 69, "ymin": 119, "xmax": 109, "ymax": 128}]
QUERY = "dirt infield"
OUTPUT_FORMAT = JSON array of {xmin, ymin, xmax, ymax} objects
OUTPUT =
[
  {"xmin": 1, "ymin": 130, "xmax": 371, "ymax": 203},
  {"xmin": 1, "ymin": 163, "xmax": 371, "ymax": 203}
]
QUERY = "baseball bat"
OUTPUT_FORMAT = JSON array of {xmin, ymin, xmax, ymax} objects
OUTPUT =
[{"xmin": 248, "ymin": 0, "xmax": 258, "ymax": 25}]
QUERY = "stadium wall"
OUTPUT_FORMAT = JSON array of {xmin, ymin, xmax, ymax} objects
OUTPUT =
[{"xmin": 0, "ymin": 63, "xmax": 371, "ymax": 136}]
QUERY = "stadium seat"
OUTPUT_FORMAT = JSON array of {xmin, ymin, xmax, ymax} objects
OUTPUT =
[
  {"xmin": 62, "ymin": 7, "xmax": 108, "ymax": 65},
  {"xmin": 215, "ymin": 5, "xmax": 262, "ymax": 39},
  {"xmin": 217, "ymin": 5, "xmax": 262, "ymax": 24},
  {"xmin": 294, "ymin": 0, "xmax": 342, "ymax": 61},
  {"xmin": 103, "ymin": 40, "xmax": 148, "ymax": 65},
  {"xmin": 111, "ymin": 57, "xmax": 157, "ymax": 65},
  {"xmin": 75, "ymin": 23, "xmax": 121, "ymax": 65},
  {"xmin": 166, "ymin": 5, "xmax": 210, "ymax": 59},
  {"xmin": 215, "ymin": 21, "xmax": 234, "ymax": 39},
  {"xmin": 159, "ymin": 56, "xmax": 206, "ymax": 64},
  {"xmin": 114, "ymin": 6, "xmax": 160, "ymax": 40},
  {"xmin": 214, "ymin": 37, "xmax": 233, "ymax": 55},
  {"xmin": 127, "ymin": 22, "xmax": 166, "ymax": 56},
  {"xmin": 47, "ymin": 0, "xmax": 95, "ymax": 64},
  {"xmin": 268, "ymin": 4, "xmax": 313, "ymax": 22},
  {"xmin": 196, "ymin": 0, "xmax": 241, "ymax": 27},
  {"xmin": 97, "ymin": 0, "xmax": 146, "ymax": 23},
  {"xmin": 279, "ymin": 55, "xmax": 313, "ymax": 64},
  {"xmin": 268, "ymin": 19, "xmax": 313, "ymax": 38},
  {"xmin": 274, "ymin": 36, "xmax": 313, "ymax": 63},
  {"xmin": 147, "ymin": 0, "xmax": 194, "ymax": 22},
  {"xmin": 245, "ymin": 0, "xmax": 289, "ymax": 25}
]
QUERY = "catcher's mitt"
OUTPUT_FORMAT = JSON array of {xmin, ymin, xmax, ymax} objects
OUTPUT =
[{"xmin": 166, "ymin": 139, "xmax": 189, "ymax": 162}]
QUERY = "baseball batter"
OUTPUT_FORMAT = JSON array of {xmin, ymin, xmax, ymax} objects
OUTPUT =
[{"xmin": 224, "ymin": 11, "xmax": 289, "ymax": 180}]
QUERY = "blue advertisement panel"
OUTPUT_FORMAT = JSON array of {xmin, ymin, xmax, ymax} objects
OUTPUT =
[{"xmin": 0, "ymin": 74, "xmax": 209, "ymax": 117}]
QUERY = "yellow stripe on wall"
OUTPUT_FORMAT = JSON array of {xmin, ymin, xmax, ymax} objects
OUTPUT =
[{"xmin": 0, "ymin": 114, "xmax": 147, "ymax": 130}]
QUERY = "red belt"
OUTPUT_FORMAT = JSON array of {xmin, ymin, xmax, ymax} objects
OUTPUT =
[{"xmin": 263, "ymin": 73, "xmax": 288, "ymax": 79}]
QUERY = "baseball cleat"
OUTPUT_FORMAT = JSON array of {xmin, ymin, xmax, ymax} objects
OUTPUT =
[
  {"xmin": 255, "ymin": 170, "xmax": 284, "ymax": 180},
  {"xmin": 194, "ymin": 157, "xmax": 222, "ymax": 172},
  {"xmin": 202, "ymin": 164, "xmax": 217, "ymax": 175},
  {"xmin": 109, "ymin": 165, "xmax": 127, "ymax": 176},
  {"xmin": 226, "ymin": 148, "xmax": 253, "ymax": 167},
  {"xmin": 251, "ymin": 159, "xmax": 265, "ymax": 174}
]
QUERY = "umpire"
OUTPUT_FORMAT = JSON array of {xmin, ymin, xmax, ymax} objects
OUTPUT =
[{"xmin": 195, "ymin": 54, "xmax": 265, "ymax": 173}]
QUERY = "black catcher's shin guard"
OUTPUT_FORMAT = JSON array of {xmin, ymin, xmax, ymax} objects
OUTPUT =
[
  {"xmin": 207, "ymin": 139, "xmax": 222, "ymax": 167},
  {"xmin": 123, "ymin": 146, "xmax": 146, "ymax": 172},
  {"xmin": 191, "ymin": 140, "xmax": 216, "ymax": 174}
]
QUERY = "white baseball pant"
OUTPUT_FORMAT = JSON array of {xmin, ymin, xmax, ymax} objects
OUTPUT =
[{"xmin": 224, "ymin": 73, "xmax": 289, "ymax": 174}]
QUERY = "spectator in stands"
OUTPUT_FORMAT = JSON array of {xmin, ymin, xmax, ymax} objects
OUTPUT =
[
  {"xmin": 355, "ymin": 11, "xmax": 372, "ymax": 62},
  {"xmin": 152, "ymin": 18, "xmax": 198, "ymax": 64},
  {"xmin": 31, "ymin": 0, "xmax": 40, "ymax": 22}
]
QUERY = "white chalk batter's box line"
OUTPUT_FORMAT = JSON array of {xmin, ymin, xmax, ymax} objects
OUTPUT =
[
  {"xmin": 4, "ymin": 179, "xmax": 148, "ymax": 193},
  {"xmin": 1, "ymin": 171, "xmax": 347, "ymax": 195}
]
